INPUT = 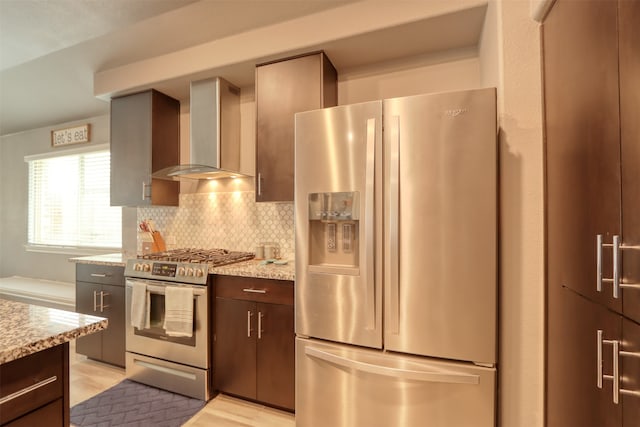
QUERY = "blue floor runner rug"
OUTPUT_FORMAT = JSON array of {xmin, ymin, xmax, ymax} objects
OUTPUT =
[{"xmin": 71, "ymin": 380, "xmax": 205, "ymax": 427}]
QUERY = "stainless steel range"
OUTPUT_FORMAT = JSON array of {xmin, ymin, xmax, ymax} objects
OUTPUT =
[{"xmin": 124, "ymin": 248, "xmax": 254, "ymax": 400}]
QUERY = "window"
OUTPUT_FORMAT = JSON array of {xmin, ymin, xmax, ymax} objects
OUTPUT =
[{"xmin": 26, "ymin": 144, "xmax": 121, "ymax": 251}]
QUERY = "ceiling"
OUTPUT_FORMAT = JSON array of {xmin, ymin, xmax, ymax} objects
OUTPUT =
[
  {"xmin": 0, "ymin": 0, "xmax": 360, "ymax": 136},
  {"xmin": 0, "ymin": 0, "xmax": 488, "ymax": 137}
]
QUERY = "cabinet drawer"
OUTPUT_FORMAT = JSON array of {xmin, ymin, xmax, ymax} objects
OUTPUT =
[
  {"xmin": 215, "ymin": 276, "xmax": 293, "ymax": 305},
  {"xmin": 0, "ymin": 346, "xmax": 64, "ymax": 425},
  {"xmin": 76, "ymin": 264, "xmax": 124, "ymax": 286},
  {"xmin": 4, "ymin": 398, "xmax": 63, "ymax": 427}
]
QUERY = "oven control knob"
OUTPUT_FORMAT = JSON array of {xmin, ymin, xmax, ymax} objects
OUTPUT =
[
  {"xmin": 177, "ymin": 267, "xmax": 186, "ymax": 276},
  {"xmin": 186, "ymin": 268, "xmax": 194, "ymax": 277},
  {"xmin": 195, "ymin": 268, "xmax": 204, "ymax": 277},
  {"xmin": 142, "ymin": 263, "xmax": 151, "ymax": 272},
  {"xmin": 133, "ymin": 263, "xmax": 141, "ymax": 271}
]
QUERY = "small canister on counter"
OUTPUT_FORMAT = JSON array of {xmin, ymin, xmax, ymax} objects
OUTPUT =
[
  {"xmin": 264, "ymin": 242, "xmax": 280, "ymax": 259},
  {"xmin": 255, "ymin": 245, "xmax": 265, "ymax": 259}
]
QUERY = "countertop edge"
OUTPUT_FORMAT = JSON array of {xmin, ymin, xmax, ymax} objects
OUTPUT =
[
  {"xmin": 68, "ymin": 253, "xmax": 126, "ymax": 267},
  {"xmin": 0, "ymin": 298, "xmax": 108, "ymax": 365},
  {"xmin": 0, "ymin": 319, "xmax": 108, "ymax": 364}
]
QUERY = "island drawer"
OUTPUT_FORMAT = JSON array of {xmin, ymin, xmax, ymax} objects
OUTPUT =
[
  {"xmin": 0, "ymin": 345, "xmax": 64, "ymax": 425},
  {"xmin": 215, "ymin": 275, "xmax": 293, "ymax": 305}
]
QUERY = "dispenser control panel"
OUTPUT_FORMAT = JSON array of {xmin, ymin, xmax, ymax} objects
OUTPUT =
[{"xmin": 308, "ymin": 192, "xmax": 359, "ymax": 221}]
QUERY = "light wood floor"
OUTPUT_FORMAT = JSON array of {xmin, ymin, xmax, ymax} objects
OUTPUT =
[{"xmin": 69, "ymin": 341, "xmax": 295, "ymax": 426}]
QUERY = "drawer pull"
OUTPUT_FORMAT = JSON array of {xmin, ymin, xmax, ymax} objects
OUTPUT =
[
  {"xmin": 242, "ymin": 288, "xmax": 267, "ymax": 294},
  {"xmin": 90, "ymin": 273, "xmax": 110, "ymax": 278},
  {"xmin": 0, "ymin": 376, "xmax": 57, "ymax": 405}
]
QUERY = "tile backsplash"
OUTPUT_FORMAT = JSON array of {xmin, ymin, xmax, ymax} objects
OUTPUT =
[{"xmin": 138, "ymin": 192, "xmax": 294, "ymax": 259}]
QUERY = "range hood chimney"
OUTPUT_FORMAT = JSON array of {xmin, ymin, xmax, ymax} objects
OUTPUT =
[{"xmin": 154, "ymin": 77, "xmax": 244, "ymax": 180}]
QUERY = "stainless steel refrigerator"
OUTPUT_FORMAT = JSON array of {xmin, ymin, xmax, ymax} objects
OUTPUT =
[{"xmin": 294, "ymin": 88, "xmax": 497, "ymax": 426}]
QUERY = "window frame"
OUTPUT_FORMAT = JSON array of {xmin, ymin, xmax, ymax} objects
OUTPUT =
[{"xmin": 24, "ymin": 143, "xmax": 122, "ymax": 255}]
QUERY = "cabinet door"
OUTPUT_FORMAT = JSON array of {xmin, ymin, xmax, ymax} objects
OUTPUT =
[
  {"xmin": 110, "ymin": 90, "xmax": 179, "ymax": 207},
  {"xmin": 255, "ymin": 53, "xmax": 337, "ymax": 202},
  {"xmin": 544, "ymin": 0, "xmax": 621, "ymax": 310},
  {"xmin": 256, "ymin": 302, "xmax": 295, "ymax": 410},
  {"xmin": 110, "ymin": 91, "xmax": 153, "ymax": 207},
  {"xmin": 619, "ymin": 0, "xmax": 640, "ymax": 324},
  {"xmin": 100, "ymin": 284, "xmax": 125, "ymax": 367},
  {"xmin": 214, "ymin": 297, "xmax": 257, "ymax": 399},
  {"xmin": 75, "ymin": 282, "xmax": 103, "ymax": 360},
  {"xmin": 547, "ymin": 286, "xmax": 622, "ymax": 427}
]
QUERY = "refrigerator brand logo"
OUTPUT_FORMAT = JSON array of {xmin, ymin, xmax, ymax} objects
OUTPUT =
[{"xmin": 444, "ymin": 108, "xmax": 468, "ymax": 117}]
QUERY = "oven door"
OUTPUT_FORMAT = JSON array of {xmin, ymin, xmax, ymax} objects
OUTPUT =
[{"xmin": 125, "ymin": 278, "xmax": 209, "ymax": 369}]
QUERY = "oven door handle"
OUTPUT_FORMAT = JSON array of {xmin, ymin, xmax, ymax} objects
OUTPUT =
[{"xmin": 126, "ymin": 282, "xmax": 206, "ymax": 296}]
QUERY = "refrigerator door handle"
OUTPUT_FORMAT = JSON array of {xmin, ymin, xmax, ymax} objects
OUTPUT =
[
  {"xmin": 365, "ymin": 117, "xmax": 376, "ymax": 330},
  {"xmin": 305, "ymin": 346, "xmax": 479, "ymax": 384},
  {"xmin": 387, "ymin": 115, "xmax": 401, "ymax": 334}
]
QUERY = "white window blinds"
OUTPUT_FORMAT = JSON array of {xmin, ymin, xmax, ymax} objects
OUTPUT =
[{"xmin": 27, "ymin": 147, "xmax": 122, "ymax": 250}]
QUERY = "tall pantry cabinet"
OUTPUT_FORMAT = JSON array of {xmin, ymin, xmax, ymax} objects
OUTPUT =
[{"xmin": 544, "ymin": 1, "xmax": 640, "ymax": 426}]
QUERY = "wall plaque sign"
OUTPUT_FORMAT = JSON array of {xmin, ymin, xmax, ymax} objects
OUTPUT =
[{"xmin": 51, "ymin": 124, "xmax": 91, "ymax": 147}]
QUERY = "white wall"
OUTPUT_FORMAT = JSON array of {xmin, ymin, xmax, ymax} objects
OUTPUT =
[
  {"xmin": 0, "ymin": 115, "xmax": 112, "ymax": 283},
  {"xmin": 338, "ymin": 52, "xmax": 482, "ymax": 104},
  {"xmin": 494, "ymin": 1, "xmax": 545, "ymax": 426}
]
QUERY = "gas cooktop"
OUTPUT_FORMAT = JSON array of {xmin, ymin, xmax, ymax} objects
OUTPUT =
[{"xmin": 138, "ymin": 248, "xmax": 255, "ymax": 266}]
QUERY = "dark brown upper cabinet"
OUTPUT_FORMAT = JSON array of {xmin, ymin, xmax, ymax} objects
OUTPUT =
[
  {"xmin": 110, "ymin": 89, "xmax": 180, "ymax": 207},
  {"xmin": 255, "ymin": 51, "xmax": 337, "ymax": 202}
]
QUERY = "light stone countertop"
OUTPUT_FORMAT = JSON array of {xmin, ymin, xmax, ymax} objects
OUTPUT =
[
  {"xmin": 68, "ymin": 252, "xmax": 127, "ymax": 267},
  {"xmin": 210, "ymin": 259, "xmax": 295, "ymax": 281},
  {"xmin": 0, "ymin": 299, "xmax": 107, "ymax": 364},
  {"xmin": 71, "ymin": 254, "xmax": 295, "ymax": 281}
]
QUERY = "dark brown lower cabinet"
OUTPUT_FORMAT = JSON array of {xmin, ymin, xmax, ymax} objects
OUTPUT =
[
  {"xmin": 548, "ymin": 286, "xmax": 640, "ymax": 427},
  {"xmin": 214, "ymin": 276, "xmax": 294, "ymax": 411},
  {"xmin": 75, "ymin": 264, "xmax": 125, "ymax": 367},
  {"xmin": 0, "ymin": 343, "xmax": 69, "ymax": 427}
]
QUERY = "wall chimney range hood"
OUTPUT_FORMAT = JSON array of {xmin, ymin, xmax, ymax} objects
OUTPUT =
[{"xmin": 154, "ymin": 77, "xmax": 244, "ymax": 180}]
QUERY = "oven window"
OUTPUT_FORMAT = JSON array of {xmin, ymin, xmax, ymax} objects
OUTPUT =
[{"xmin": 134, "ymin": 293, "xmax": 198, "ymax": 347}]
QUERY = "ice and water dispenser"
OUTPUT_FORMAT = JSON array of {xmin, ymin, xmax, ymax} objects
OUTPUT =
[{"xmin": 307, "ymin": 192, "xmax": 360, "ymax": 274}]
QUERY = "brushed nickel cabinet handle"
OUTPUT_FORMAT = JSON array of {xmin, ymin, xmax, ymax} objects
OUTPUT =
[
  {"xmin": 93, "ymin": 290, "xmax": 98, "ymax": 312},
  {"xmin": 247, "ymin": 311, "xmax": 253, "ymax": 338},
  {"xmin": 597, "ymin": 234, "xmax": 640, "ymax": 298},
  {"xmin": 0, "ymin": 376, "xmax": 57, "ymax": 405},
  {"xmin": 258, "ymin": 311, "xmax": 264, "ymax": 339},
  {"xmin": 597, "ymin": 330, "xmax": 640, "ymax": 403},
  {"xmin": 142, "ymin": 181, "xmax": 151, "ymax": 200},
  {"xmin": 90, "ymin": 273, "xmax": 110, "ymax": 278},
  {"xmin": 242, "ymin": 288, "xmax": 267, "ymax": 294},
  {"xmin": 257, "ymin": 173, "xmax": 262, "ymax": 196},
  {"xmin": 100, "ymin": 291, "xmax": 110, "ymax": 312}
]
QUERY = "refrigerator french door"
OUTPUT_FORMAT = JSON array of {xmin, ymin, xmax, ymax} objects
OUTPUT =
[{"xmin": 295, "ymin": 88, "xmax": 497, "ymax": 426}]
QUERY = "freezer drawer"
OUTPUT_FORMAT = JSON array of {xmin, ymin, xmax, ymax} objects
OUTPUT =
[{"xmin": 296, "ymin": 337, "xmax": 496, "ymax": 427}]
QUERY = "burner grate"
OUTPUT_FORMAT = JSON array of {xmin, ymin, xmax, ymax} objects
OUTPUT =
[{"xmin": 139, "ymin": 248, "xmax": 255, "ymax": 266}]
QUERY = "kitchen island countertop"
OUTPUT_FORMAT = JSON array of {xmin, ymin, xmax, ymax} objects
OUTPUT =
[{"xmin": 0, "ymin": 299, "xmax": 107, "ymax": 364}]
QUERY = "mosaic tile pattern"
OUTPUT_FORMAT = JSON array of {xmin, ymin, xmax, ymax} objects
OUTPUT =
[{"xmin": 138, "ymin": 192, "xmax": 294, "ymax": 259}]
